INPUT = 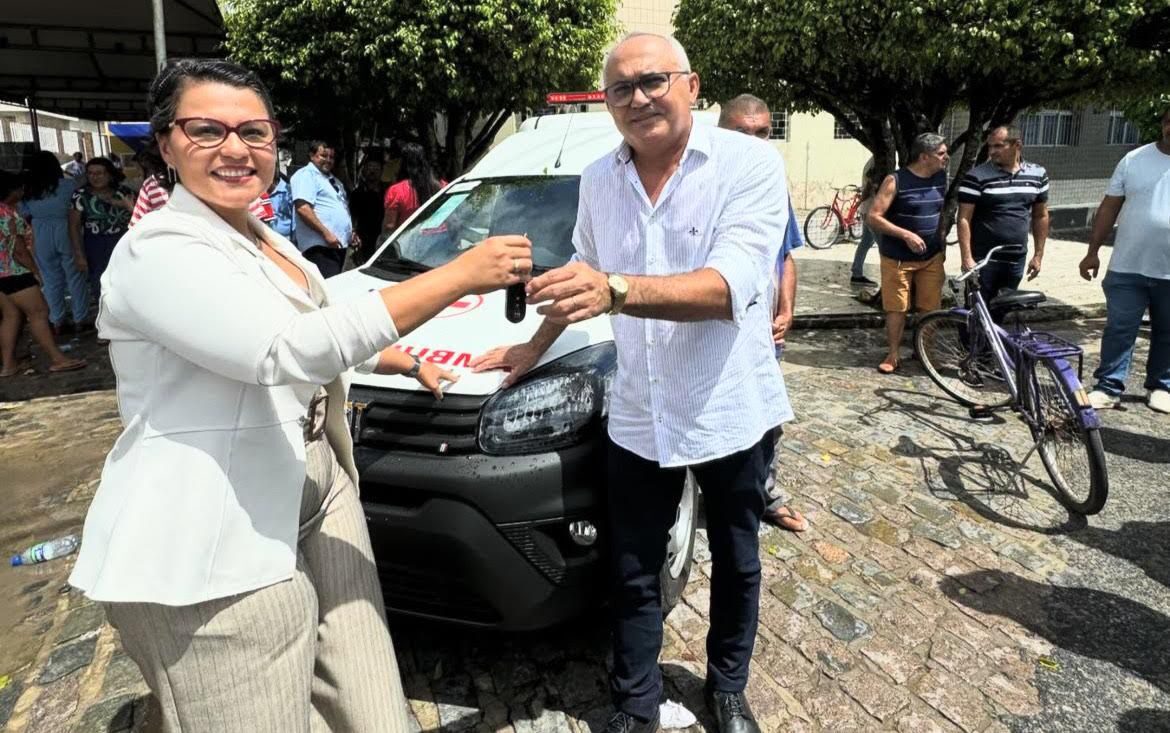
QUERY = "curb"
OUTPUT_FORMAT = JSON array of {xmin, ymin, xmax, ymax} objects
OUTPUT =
[{"xmin": 792, "ymin": 302, "xmax": 1108, "ymax": 331}]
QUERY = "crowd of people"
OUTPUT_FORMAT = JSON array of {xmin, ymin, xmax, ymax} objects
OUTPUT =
[
  {"xmin": 0, "ymin": 122, "xmax": 443, "ymax": 380},
  {"xmin": 0, "ymin": 27, "xmax": 1165, "ymax": 733}
]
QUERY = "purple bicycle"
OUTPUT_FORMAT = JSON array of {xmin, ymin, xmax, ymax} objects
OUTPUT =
[{"xmin": 914, "ymin": 245, "xmax": 1109, "ymax": 515}]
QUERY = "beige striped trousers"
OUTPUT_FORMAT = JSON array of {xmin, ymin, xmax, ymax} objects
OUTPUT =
[{"xmin": 104, "ymin": 436, "xmax": 411, "ymax": 732}]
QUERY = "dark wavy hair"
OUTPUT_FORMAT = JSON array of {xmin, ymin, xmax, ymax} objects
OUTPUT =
[
  {"xmin": 0, "ymin": 170, "xmax": 23, "ymax": 200},
  {"xmin": 23, "ymin": 149, "xmax": 65, "ymax": 200},
  {"xmin": 84, "ymin": 157, "xmax": 125, "ymax": 188},
  {"xmin": 147, "ymin": 58, "xmax": 275, "ymax": 138},
  {"xmin": 399, "ymin": 142, "xmax": 441, "ymax": 203}
]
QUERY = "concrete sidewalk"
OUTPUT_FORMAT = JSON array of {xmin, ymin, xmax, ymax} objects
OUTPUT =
[{"xmin": 790, "ymin": 237, "xmax": 1111, "ymax": 329}]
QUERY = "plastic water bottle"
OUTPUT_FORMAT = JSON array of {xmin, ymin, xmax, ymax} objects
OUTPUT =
[{"xmin": 11, "ymin": 534, "xmax": 79, "ymax": 566}]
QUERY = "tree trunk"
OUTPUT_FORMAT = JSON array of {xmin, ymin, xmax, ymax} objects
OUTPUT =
[{"xmin": 443, "ymin": 109, "xmax": 468, "ymax": 181}]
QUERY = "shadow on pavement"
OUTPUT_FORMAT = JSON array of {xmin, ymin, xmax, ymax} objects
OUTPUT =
[
  {"xmin": 1099, "ymin": 425, "xmax": 1170, "ymax": 464},
  {"xmin": 1065, "ymin": 521, "xmax": 1170, "ymax": 591},
  {"xmin": 393, "ymin": 614, "xmax": 614, "ymax": 731},
  {"xmin": 869, "ymin": 387, "xmax": 1085, "ymax": 535},
  {"xmin": 1118, "ymin": 708, "xmax": 1170, "ymax": 732},
  {"xmin": 0, "ymin": 333, "xmax": 114, "ymax": 403},
  {"xmin": 941, "ymin": 570, "xmax": 1170, "ymax": 695}
]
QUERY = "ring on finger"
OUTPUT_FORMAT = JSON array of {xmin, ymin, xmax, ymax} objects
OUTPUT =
[{"xmin": 512, "ymin": 259, "xmax": 520, "ymax": 274}]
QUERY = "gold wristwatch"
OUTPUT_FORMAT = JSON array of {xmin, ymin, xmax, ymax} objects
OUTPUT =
[{"xmin": 606, "ymin": 273, "xmax": 630, "ymax": 315}]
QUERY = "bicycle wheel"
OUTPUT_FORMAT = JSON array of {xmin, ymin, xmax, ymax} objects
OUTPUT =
[
  {"xmin": 1027, "ymin": 359, "xmax": 1109, "ymax": 515},
  {"xmin": 847, "ymin": 216, "xmax": 863, "ymax": 241},
  {"xmin": 914, "ymin": 311, "xmax": 1013, "ymax": 409},
  {"xmin": 804, "ymin": 206, "xmax": 842, "ymax": 249}
]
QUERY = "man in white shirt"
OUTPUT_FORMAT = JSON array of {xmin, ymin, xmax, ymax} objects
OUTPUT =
[
  {"xmin": 63, "ymin": 152, "xmax": 85, "ymax": 179},
  {"xmin": 1079, "ymin": 104, "xmax": 1170, "ymax": 414},
  {"xmin": 471, "ymin": 33, "xmax": 789, "ymax": 733}
]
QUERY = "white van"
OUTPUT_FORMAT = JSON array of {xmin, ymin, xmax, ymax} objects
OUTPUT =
[{"xmin": 326, "ymin": 112, "xmax": 718, "ymax": 630}]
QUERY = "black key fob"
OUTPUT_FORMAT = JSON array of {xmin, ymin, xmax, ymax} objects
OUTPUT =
[{"xmin": 505, "ymin": 283, "xmax": 526, "ymax": 323}]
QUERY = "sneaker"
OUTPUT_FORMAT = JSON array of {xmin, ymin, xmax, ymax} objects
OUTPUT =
[
  {"xmin": 1087, "ymin": 390, "xmax": 1120, "ymax": 410},
  {"xmin": 850, "ymin": 275, "xmax": 876, "ymax": 286},
  {"xmin": 1149, "ymin": 389, "xmax": 1170, "ymax": 414}
]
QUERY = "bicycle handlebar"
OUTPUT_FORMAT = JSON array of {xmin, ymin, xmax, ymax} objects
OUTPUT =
[{"xmin": 955, "ymin": 244, "xmax": 1027, "ymax": 282}]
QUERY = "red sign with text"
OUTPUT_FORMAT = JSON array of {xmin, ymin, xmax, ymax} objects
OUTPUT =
[{"xmin": 546, "ymin": 91, "xmax": 606, "ymax": 105}]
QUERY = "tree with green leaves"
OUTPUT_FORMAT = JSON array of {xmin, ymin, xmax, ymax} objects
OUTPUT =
[
  {"xmin": 1120, "ymin": 93, "xmax": 1170, "ymax": 143},
  {"xmin": 675, "ymin": 0, "xmax": 1170, "ymax": 188},
  {"xmin": 224, "ymin": 0, "xmax": 617, "ymax": 178}
]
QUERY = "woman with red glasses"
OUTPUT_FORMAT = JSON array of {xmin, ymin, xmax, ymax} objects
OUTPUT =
[{"xmin": 68, "ymin": 58, "xmax": 532, "ymax": 732}]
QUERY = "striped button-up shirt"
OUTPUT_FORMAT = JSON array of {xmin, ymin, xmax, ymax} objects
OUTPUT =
[{"xmin": 573, "ymin": 121, "xmax": 794, "ymax": 468}]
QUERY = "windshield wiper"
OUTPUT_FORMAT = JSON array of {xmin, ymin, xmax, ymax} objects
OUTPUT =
[{"xmin": 364, "ymin": 258, "xmax": 432, "ymax": 278}]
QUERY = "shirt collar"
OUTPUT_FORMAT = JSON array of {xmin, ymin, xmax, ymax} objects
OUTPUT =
[{"xmin": 613, "ymin": 116, "xmax": 711, "ymax": 166}]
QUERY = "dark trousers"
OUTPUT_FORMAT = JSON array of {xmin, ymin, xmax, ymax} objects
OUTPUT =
[
  {"xmin": 84, "ymin": 233, "xmax": 121, "ymax": 305},
  {"xmin": 606, "ymin": 430, "xmax": 774, "ymax": 720},
  {"xmin": 976, "ymin": 256, "xmax": 1026, "ymax": 324},
  {"xmin": 303, "ymin": 245, "xmax": 347, "ymax": 279}
]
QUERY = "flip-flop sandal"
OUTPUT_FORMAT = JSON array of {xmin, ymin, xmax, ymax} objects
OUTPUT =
[
  {"xmin": 877, "ymin": 358, "xmax": 899, "ymax": 375},
  {"xmin": 770, "ymin": 506, "xmax": 810, "ymax": 532},
  {"xmin": 49, "ymin": 359, "xmax": 87, "ymax": 374}
]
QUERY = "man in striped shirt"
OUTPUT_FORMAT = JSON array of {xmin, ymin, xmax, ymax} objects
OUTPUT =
[
  {"xmin": 957, "ymin": 125, "xmax": 1049, "ymax": 318},
  {"xmin": 472, "ymin": 32, "xmax": 788, "ymax": 733}
]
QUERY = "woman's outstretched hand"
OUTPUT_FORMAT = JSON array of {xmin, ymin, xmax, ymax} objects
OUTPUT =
[{"xmin": 452, "ymin": 235, "xmax": 532, "ymax": 295}]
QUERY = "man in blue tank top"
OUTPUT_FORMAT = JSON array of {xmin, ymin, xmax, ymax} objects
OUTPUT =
[{"xmin": 866, "ymin": 133, "xmax": 949, "ymax": 373}]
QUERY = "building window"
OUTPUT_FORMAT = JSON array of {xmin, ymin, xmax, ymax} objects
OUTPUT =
[
  {"xmin": 39, "ymin": 127, "xmax": 60, "ymax": 153},
  {"xmin": 769, "ymin": 111, "xmax": 788, "ymax": 141},
  {"xmin": 833, "ymin": 117, "xmax": 853, "ymax": 140},
  {"xmin": 11, "ymin": 123, "xmax": 33, "ymax": 143},
  {"xmin": 1106, "ymin": 110, "xmax": 1139, "ymax": 146},
  {"xmin": 1021, "ymin": 110, "xmax": 1078, "ymax": 146}
]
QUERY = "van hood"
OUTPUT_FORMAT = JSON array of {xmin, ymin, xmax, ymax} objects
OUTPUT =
[{"xmin": 327, "ymin": 267, "xmax": 612, "ymax": 397}]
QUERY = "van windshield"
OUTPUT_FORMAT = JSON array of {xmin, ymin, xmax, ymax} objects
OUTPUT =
[{"xmin": 367, "ymin": 176, "xmax": 581, "ymax": 275}]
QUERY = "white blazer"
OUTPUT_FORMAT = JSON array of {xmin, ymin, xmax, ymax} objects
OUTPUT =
[{"xmin": 69, "ymin": 185, "xmax": 398, "ymax": 606}]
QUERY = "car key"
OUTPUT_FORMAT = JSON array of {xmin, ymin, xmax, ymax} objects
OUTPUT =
[{"xmin": 505, "ymin": 232, "xmax": 528, "ymax": 323}]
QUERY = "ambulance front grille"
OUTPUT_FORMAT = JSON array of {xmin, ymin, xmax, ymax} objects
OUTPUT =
[{"xmin": 348, "ymin": 386, "xmax": 487, "ymax": 455}]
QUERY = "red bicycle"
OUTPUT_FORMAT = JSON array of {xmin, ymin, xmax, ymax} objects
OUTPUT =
[{"xmin": 804, "ymin": 184, "xmax": 864, "ymax": 249}]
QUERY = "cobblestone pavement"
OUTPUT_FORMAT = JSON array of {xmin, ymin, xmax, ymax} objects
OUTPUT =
[{"xmin": 1, "ymin": 319, "xmax": 1167, "ymax": 732}]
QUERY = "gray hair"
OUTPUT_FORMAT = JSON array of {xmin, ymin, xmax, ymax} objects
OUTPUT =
[
  {"xmin": 718, "ymin": 94, "xmax": 770, "ymax": 126},
  {"xmin": 601, "ymin": 32, "xmax": 691, "ymax": 87},
  {"xmin": 909, "ymin": 132, "xmax": 946, "ymax": 163}
]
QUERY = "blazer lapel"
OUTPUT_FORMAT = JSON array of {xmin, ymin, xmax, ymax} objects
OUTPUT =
[{"xmin": 167, "ymin": 185, "xmax": 323, "ymax": 310}]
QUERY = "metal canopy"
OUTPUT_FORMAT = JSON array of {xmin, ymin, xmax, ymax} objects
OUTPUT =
[{"xmin": 0, "ymin": 0, "xmax": 225, "ymax": 121}]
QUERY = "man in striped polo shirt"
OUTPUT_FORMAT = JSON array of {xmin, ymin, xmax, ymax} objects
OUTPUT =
[{"xmin": 956, "ymin": 125, "xmax": 1050, "ymax": 318}]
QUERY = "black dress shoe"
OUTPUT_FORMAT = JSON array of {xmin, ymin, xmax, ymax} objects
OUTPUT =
[
  {"xmin": 604, "ymin": 710, "xmax": 659, "ymax": 733},
  {"xmin": 706, "ymin": 689, "xmax": 760, "ymax": 733},
  {"xmin": 850, "ymin": 275, "xmax": 877, "ymax": 285}
]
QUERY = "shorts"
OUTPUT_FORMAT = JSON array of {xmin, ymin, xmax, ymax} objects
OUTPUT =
[
  {"xmin": 880, "ymin": 253, "xmax": 944, "ymax": 313},
  {"xmin": 0, "ymin": 273, "xmax": 38, "ymax": 296}
]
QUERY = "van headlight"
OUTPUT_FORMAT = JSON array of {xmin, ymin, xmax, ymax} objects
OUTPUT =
[{"xmin": 478, "ymin": 343, "xmax": 616, "ymax": 455}]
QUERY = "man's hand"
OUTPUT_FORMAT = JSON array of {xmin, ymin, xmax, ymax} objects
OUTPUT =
[
  {"xmin": 1079, "ymin": 252, "xmax": 1101, "ymax": 281},
  {"xmin": 73, "ymin": 254, "xmax": 88, "ymax": 274},
  {"xmin": 415, "ymin": 362, "xmax": 458, "ymax": 400},
  {"xmin": 772, "ymin": 311, "xmax": 792, "ymax": 345},
  {"xmin": 325, "ymin": 234, "xmax": 343, "ymax": 249},
  {"xmin": 350, "ymin": 232, "xmax": 362, "ymax": 249},
  {"xmin": 961, "ymin": 255, "xmax": 977, "ymax": 273},
  {"xmin": 1026, "ymin": 255, "xmax": 1042, "ymax": 281},
  {"xmin": 902, "ymin": 232, "xmax": 927, "ymax": 254},
  {"xmin": 470, "ymin": 342, "xmax": 543, "ymax": 388},
  {"xmin": 527, "ymin": 261, "xmax": 612, "ymax": 325}
]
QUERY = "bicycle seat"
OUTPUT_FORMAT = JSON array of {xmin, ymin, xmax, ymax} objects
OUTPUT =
[{"xmin": 989, "ymin": 289, "xmax": 1046, "ymax": 311}]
